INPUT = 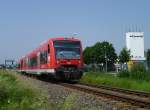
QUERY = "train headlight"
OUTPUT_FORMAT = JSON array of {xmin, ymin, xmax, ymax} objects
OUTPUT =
[
  {"xmin": 67, "ymin": 62, "xmax": 71, "ymax": 64},
  {"xmin": 48, "ymin": 56, "xmax": 50, "ymax": 62},
  {"xmin": 57, "ymin": 60, "xmax": 60, "ymax": 64}
]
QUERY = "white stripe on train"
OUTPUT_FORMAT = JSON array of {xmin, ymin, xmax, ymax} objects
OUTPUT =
[{"xmin": 17, "ymin": 69, "xmax": 55, "ymax": 75}]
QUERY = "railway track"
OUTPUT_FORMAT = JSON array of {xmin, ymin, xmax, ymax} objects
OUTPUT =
[
  {"xmin": 60, "ymin": 83, "xmax": 150, "ymax": 109},
  {"xmin": 79, "ymin": 83, "xmax": 150, "ymax": 98},
  {"xmin": 17, "ymin": 72, "xmax": 150, "ymax": 109}
]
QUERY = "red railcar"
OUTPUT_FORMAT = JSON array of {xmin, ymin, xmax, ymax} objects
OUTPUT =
[{"xmin": 17, "ymin": 37, "xmax": 83, "ymax": 80}]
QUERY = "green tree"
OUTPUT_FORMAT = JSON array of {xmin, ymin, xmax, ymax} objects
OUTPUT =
[
  {"xmin": 83, "ymin": 41, "xmax": 117, "ymax": 71},
  {"xmin": 92, "ymin": 41, "xmax": 117, "ymax": 65},
  {"xmin": 83, "ymin": 46, "xmax": 95, "ymax": 64},
  {"xmin": 146, "ymin": 49, "xmax": 150, "ymax": 68},
  {"xmin": 119, "ymin": 48, "xmax": 130, "ymax": 63}
]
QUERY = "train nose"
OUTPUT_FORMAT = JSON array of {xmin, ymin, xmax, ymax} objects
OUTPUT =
[
  {"xmin": 55, "ymin": 65, "xmax": 83, "ymax": 80},
  {"xmin": 56, "ymin": 59, "xmax": 81, "ymax": 66}
]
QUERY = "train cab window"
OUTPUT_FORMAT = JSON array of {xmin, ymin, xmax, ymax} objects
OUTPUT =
[{"xmin": 48, "ymin": 44, "xmax": 50, "ymax": 54}]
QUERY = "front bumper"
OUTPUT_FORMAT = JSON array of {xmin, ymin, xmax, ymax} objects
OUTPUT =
[{"xmin": 55, "ymin": 66, "xmax": 83, "ymax": 80}]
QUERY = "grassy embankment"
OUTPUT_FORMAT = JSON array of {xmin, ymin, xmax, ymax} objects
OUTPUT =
[
  {"xmin": 0, "ymin": 70, "xmax": 102, "ymax": 110},
  {"xmin": 0, "ymin": 70, "xmax": 51, "ymax": 110},
  {"xmin": 80, "ymin": 71, "xmax": 150, "ymax": 92}
]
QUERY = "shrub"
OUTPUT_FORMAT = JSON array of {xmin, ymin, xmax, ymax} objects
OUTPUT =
[
  {"xmin": 130, "ymin": 63, "xmax": 146, "ymax": 80},
  {"xmin": 118, "ymin": 63, "xmax": 149, "ymax": 81},
  {"xmin": 145, "ymin": 69, "xmax": 150, "ymax": 81},
  {"xmin": 118, "ymin": 70, "xmax": 130, "ymax": 78}
]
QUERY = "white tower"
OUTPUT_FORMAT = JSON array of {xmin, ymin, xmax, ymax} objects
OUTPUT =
[{"xmin": 126, "ymin": 32, "xmax": 145, "ymax": 61}]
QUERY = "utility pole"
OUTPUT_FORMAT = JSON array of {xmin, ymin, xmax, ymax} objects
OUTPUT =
[
  {"xmin": 105, "ymin": 53, "xmax": 107, "ymax": 72},
  {"xmin": 104, "ymin": 46, "xmax": 107, "ymax": 72}
]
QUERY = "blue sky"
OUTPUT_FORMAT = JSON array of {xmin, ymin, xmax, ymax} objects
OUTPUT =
[{"xmin": 0, "ymin": 0, "xmax": 150, "ymax": 63}]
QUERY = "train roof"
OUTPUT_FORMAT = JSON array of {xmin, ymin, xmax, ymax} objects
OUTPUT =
[
  {"xmin": 18, "ymin": 37, "xmax": 81, "ymax": 61},
  {"xmin": 49, "ymin": 37, "xmax": 80, "ymax": 42}
]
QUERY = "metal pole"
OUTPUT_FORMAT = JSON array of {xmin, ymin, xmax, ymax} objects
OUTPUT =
[
  {"xmin": 104, "ymin": 46, "xmax": 107, "ymax": 72},
  {"xmin": 5, "ymin": 60, "xmax": 6, "ymax": 68},
  {"xmin": 106, "ymin": 56, "xmax": 107, "ymax": 72},
  {"xmin": 105, "ymin": 53, "xmax": 107, "ymax": 72}
]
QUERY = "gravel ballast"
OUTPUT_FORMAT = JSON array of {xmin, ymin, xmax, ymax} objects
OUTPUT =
[{"xmin": 14, "ymin": 72, "xmax": 147, "ymax": 110}]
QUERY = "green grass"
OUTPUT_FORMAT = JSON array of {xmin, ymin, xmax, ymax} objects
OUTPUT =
[
  {"xmin": 118, "ymin": 63, "xmax": 150, "ymax": 82},
  {"xmin": 80, "ymin": 71, "xmax": 150, "ymax": 92},
  {"xmin": 0, "ymin": 70, "xmax": 51, "ymax": 110}
]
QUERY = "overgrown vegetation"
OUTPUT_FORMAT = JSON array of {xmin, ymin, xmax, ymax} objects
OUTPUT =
[
  {"xmin": 118, "ymin": 63, "xmax": 150, "ymax": 81},
  {"xmin": 80, "ymin": 71, "xmax": 150, "ymax": 92},
  {"xmin": 0, "ymin": 70, "xmax": 51, "ymax": 110},
  {"xmin": 146, "ymin": 49, "xmax": 150, "ymax": 68}
]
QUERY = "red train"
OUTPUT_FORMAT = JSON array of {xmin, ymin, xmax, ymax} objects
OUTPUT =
[{"xmin": 17, "ymin": 37, "xmax": 83, "ymax": 80}]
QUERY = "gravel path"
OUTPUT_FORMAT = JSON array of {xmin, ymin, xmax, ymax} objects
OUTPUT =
[{"xmin": 15, "ymin": 73, "xmax": 148, "ymax": 110}]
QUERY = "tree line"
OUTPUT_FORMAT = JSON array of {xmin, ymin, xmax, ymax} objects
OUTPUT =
[{"xmin": 83, "ymin": 41, "xmax": 150, "ymax": 71}]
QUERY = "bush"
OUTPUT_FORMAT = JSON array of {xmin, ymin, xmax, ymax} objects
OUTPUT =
[
  {"xmin": 130, "ymin": 63, "xmax": 146, "ymax": 80},
  {"xmin": 118, "ymin": 63, "xmax": 149, "ymax": 81},
  {"xmin": 145, "ymin": 69, "xmax": 150, "ymax": 81},
  {"xmin": 118, "ymin": 70, "xmax": 130, "ymax": 78}
]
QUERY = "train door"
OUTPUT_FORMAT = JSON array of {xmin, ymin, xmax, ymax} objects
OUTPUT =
[
  {"xmin": 47, "ymin": 44, "xmax": 51, "ymax": 67},
  {"xmin": 37, "ymin": 52, "xmax": 40, "ymax": 69},
  {"xmin": 21, "ymin": 60, "xmax": 23, "ymax": 69}
]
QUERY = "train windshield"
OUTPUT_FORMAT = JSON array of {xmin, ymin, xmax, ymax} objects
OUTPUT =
[{"xmin": 53, "ymin": 40, "xmax": 81, "ymax": 59}]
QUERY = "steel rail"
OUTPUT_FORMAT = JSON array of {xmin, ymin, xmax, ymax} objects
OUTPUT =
[
  {"xmin": 60, "ymin": 83, "xmax": 150, "ymax": 109},
  {"xmin": 79, "ymin": 83, "xmax": 150, "ymax": 98}
]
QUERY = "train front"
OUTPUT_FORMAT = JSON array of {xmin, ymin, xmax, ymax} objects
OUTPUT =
[{"xmin": 53, "ymin": 38, "xmax": 83, "ymax": 80}]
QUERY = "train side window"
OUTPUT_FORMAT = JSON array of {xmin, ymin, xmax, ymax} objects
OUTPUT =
[
  {"xmin": 18, "ymin": 64, "xmax": 20, "ymax": 68},
  {"xmin": 21, "ymin": 60, "xmax": 23, "ymax": 68},
  {"xmin": 28, "ymin": 56, "xmax": 37, "ymax": 67},
  {"xmin": 48, "ymin": 44, "xmax": 50, "ymax": 54},
  {"xmin": 40, "ymin": 51, "xmax": 48, "ymax": 64}
]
